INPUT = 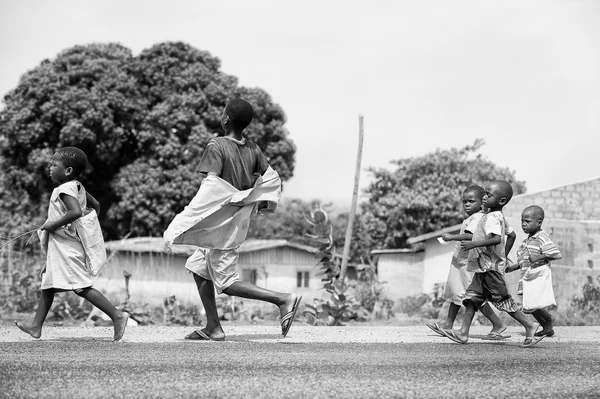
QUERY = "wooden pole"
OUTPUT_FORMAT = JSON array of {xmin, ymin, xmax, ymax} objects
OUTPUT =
[{"xmin": 341, "ymin": 115, "xmax": 364, "ymax": 280}]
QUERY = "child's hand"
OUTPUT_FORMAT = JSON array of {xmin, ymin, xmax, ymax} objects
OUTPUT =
[
  {"xmin": 163, "ymin": 242, "xmax": 173, "ymax": 254},
  {"xmin": 41, "ymin": 221, "xmax": 58, "ymax": 233},
  {"xmin": 459, "ymin": 241, "xmax": 474, "ymax": 251},
  {"xmin": 440, "ymin": 233, "xmax": 452, "ymax": 242}
]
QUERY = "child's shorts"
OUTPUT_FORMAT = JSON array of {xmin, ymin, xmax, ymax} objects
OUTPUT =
[
  {"xmin": 464, "ymin": 270, "xmax": 519, "ymax": 313},
  {"xmin": 185, "ymin": 247, "xmax": 240, "ymax": 293}
]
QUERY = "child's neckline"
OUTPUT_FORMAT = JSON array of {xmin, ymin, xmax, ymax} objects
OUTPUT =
[{"xmin": 222, "ymin": 136, "xmax": 247, "ymax": 145}]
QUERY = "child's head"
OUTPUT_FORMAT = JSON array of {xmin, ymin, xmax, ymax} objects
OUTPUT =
[
  {"xmin": 221, "ymin": 98, "xmax": 254, "ymax": 132},
  {"xmin": 483, "ymin": 180, "xmax": 513, "ymax": 211},
  {"xmin": 462, "ymin": 185, "xmax": 485, "ymax": 216},
  {"xmin": 521, "ymin": 205, "xmax": 544, "ymax": 235},
  {"xmin": 50, "ymin": 146, "xmax": 88, "ymax": 183}
]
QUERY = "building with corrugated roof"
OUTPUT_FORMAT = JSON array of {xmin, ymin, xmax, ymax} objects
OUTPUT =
[{"xmin": 96, "ymin": 237, "xmax": 333, "ymax": 307}]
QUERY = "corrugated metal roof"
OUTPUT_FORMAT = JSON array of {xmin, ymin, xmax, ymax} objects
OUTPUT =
[{"xmin": 104, "ymin": 237, "xmax": 318, "ymax": 256}]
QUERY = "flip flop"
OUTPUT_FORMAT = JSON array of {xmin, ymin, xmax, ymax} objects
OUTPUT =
[
  {"xmin": 482, "ymin": 331, "xmax": 511, "ymax": 340},
  {"xmin": 281, "ymin": 296, "xmax": 302, "ymax": 337},
  {"xmin": 482, "ymin": 326, "xmax": 511, "ymax": 340},
  {"xmin": 425, "ymin": 322, "xmax": 444, "ymax": 336},
  {"xmin": 440, "ymin": 328, "xmax": 468, "ymax": 344},
  {"xmin": 522, "ymin": 335, "xmax": 546, "ymax": 348},
  {"xmin": 184, "ymin": 329, "xmax": 225, "ymax": 341}
]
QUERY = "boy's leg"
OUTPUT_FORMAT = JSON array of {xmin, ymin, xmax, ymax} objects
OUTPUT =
[
  {"xmin": 209, "ymin": 248, "xmax": 301, "ymax": 335},
  {"xmin": 507, "ymin": 310, "xmax": 538, "ymax": 336},
  {"xmin": 479, "ymin": 302, "xmax": 508, "ymax": 335},
  {"xmin": 75, "ymin": 287, "xmax": 128, "ymax": 341},
  {"xmin": 189, "ymin": 273, "xmax": 225, "ymax": 340},
  {"xmin": 15, "ymin": 288, "xmax": 55, "ymax": 339}
]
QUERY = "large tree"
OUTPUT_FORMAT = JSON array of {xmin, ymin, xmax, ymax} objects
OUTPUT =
[
  {"xmin": 359, "ymin": 139, "xmax": 526, "ymax": 251},
  {"xmin": 0, "ymin": 42, "xmax": 295, "ymax": 239}
]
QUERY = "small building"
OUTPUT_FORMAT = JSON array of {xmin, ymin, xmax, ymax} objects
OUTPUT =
[
  {"xmin": 97, "ymin": 238, "xmax": 330, "ymax": 307},
  {"xmin": 374, "ymin": 177, "xmax": 600, "ymax": 307}
]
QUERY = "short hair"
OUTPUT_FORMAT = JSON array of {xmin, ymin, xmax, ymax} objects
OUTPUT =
[
  {"xmin": 523, "ymin": 205, "xmax": 545, "ymax": 220},
  {"xmin": 490, "ymin": 180, "xmax": 513, "ymax": 202},
  {"xmin": 463, "ymin": 185, "xmax": 485, "ymax": 200},
  {"xmin": 225, "ymin": 98, "xmax": 254, "ymax": 130},
  {"xmin": 54, "ymin": 147, "xmax": 88, "ymax": 177}
]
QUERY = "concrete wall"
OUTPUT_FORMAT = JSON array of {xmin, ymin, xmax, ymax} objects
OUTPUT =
[
  {"xmin": 503, "ymin": 178, "xmax": 600, "ymax": 307},
  {"xmin": 422, "ymin": 240, "xmax": 453, "ymax": 294},
  {"xmin": 376, "ymin": 251, "xmax": 425, "ymax": 301}
]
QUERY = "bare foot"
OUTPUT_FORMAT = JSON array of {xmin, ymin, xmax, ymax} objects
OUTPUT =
[
  {"xmin": 15, "ymin": 321, "xmax": 41, "ymax": 339},
  {"xmin": 113, "ymin": 313, "xmax": 129, "ymax": 342}
]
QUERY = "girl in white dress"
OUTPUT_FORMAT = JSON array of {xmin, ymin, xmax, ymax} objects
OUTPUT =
[{"xmin": 15, "ymin": 147, "xmax": 128, "ymax": 341}]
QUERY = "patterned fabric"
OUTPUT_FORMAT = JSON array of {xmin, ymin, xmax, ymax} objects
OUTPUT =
[
  {"xmin": 466, "ymin": 211, "xmax": 511, "ymax": 274},
  {"xmin": 464, "ymin": 271, "xmax": 519, "ymax": 313},
  {"xmin": 516, "ymin": 230, "xmax": 561, "ymax": 270}
]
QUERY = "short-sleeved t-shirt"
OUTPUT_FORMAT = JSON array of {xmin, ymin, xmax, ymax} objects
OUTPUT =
[
  {"xmin": 196, "ymin": 137, "xmax": 269, "ymax": 191},
  {"xmin": 516, "ymin": 230, "xmax": 561, "ymax": 269},
  {"xmin": 451, "ymin": 211, "xmax": 484, "ymax": 268},
  {"xmin": 466, "ymin": 210, "xmax": 513, "ymax": 274}
]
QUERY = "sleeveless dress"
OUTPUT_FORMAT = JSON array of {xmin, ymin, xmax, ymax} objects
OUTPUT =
[{"xmin": 40, "ymin": 180, "xmax": 93, "ymax": 291}]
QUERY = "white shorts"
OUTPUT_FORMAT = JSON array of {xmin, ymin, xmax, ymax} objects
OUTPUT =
[{"xmin": 185, "ymin": 248, "xmax": 240, "ymax": 293}]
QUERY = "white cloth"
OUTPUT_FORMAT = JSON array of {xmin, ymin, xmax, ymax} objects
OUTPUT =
[
  {"xmin": 74, "ymin": 209, "xmax": 107, "ymax": 277},
  {"xmin": 522, "ymin": 265, "xmax": 556, "ymax": 312},
  {"xmin": 39, "ymin": 181, "xmax": 93, "ymax": 290},
  {"xmin": 163, "ymin": 166, "xmax": 281, "ymax": 250}
]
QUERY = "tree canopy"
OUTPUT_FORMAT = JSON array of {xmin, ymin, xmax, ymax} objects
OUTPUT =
[
  {"xmin": 0, "ymin": 42, "xmax": 295, "ymax": 239},
  {"xmin": 358, "ymin": 139, "xmax": 526, "ymax": 251}
]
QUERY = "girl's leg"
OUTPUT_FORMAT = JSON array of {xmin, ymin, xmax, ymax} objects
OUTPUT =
[
  {"xmin": 15, "ymin": 289, "xmax": 55, "ymax": 339},
  {"xmin": 441, "ymin": 302, "xmax": 461, "ymax": 329},
  {"xmin": 75, "ymin": 287, "xmax": 128, "ymax": 341},
  {"xmin": 480, "ymin": 302, "xmax": 507, "ymax": 334}
]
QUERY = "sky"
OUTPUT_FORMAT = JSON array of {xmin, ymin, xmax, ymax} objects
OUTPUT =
[{"xmin": 1, "ymin": 0, "xmax": 598, "ymax": 209}]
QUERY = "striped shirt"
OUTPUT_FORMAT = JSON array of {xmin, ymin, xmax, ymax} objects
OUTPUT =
[{"xmin": 516, "ymin": 230, "xmax": 562, "ymax": 270}]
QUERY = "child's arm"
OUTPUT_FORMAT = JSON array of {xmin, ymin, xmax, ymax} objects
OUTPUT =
[
  {"xmin": 42, "ymin": 194, "xmax": 83, "ymax": 233},
  {"xmin": 86, "ymin": 192, "xmax": 101, "ymax": 215},
  {"xmin": 505, "ymin": 231, "xmax": 516, "ymax": 256},
  {"xmin": 441, "ymin": 232, "xmax": 473, "ymax": 242},
  {"xmin": 459, "ymin": 234, "xmax": 501, "ymax": 251},
  {"xmin": 529, "ymin": 235, "xmax": 562, "ymax": 268},
  {"xmin": 529, "ymin": 251, "xmax": 562, "ymax": 267}
]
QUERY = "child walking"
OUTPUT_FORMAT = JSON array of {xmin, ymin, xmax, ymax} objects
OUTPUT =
[
  {"xmin": 164, "ymin": 98, "xmax": 301, "ymax": 341},
  {"xmin": 440, "ymin": 180, "xmax": 546, "ymax": 347},
  {"xmin": 506, "ymin": 205, "xmax": 561, "ymax": 337},
  {"xmin": 426, "ymin": 185, "xmax": 508, "ymax": 339},
  {"xmin": 15, "ymin": 147, "xmax": 128, "ymax": 341}
]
